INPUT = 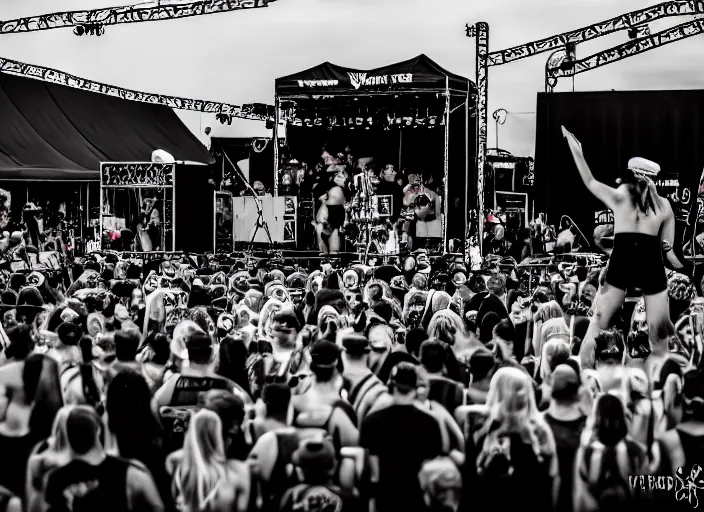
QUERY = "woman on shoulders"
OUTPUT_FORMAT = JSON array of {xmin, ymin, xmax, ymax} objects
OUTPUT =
[{"xmin": 563, "ymin": 127, "xmax": 685, "ymax": 371}]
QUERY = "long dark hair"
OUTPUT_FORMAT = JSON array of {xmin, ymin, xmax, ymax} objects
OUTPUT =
[
  {"xmin": 594, "ymin": 394, "xmax": 628, "ymax": 447},
  {"xmin": 106, "ymin": 370, "xmax": 163, "ymax": 458},
  {"xmin": 617, "ymin": 170, "xmax": 663, "ymax": 215},
  {"xmin": 23, "ymin": 354, "xmax": 63, "ymax": 440}
]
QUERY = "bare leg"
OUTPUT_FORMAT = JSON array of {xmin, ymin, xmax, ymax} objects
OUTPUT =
[
  {"xmin": 315, "ymin": 223, "xmax": 328, "ymax": 254},
  {"xmin": 644, "ymin": 289, "xmax": 676, "ymax": 368},
  {"xmin": 329, "ymin": 229, "xmax": 340, "ymax": 254},
  {"xmin": 578, "ymin": 282, "xmax": 627, "ymax": 368}
]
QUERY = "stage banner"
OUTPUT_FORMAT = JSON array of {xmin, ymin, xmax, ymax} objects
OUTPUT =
[
  {"xmin": 655, "ymin": 174, "xmax": 691, "ymax": 223},
  {"xmin": 275, "ymin": 55, "xmax": 471, "ymax": 96},
  {"xmin": 685, "ymin": 169, "xmax": 704, "ymax": 258}
]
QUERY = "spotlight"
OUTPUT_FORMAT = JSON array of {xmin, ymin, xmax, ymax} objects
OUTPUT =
[{"xmin": 73, "ymin": 25, "xmax": 85, "ymax": 36}]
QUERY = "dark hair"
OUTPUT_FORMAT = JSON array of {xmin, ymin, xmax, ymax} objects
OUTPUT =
[
  {"xmin": 216, "ymin": 336, "xmax": 251, "ymax": 396},
  {"xmin": 5, "ymin": 324, "xmax": 34, "ymax": 360},
  {"xmin": 114, "ymin": 330, "xmax": 140, "ymax": 362},
  {"xmin": 594, "ymin": 394, "xmax": 628, "ymax": 447},
  {"xmin": 106, "ymin": 370, "xmax": 163, "ymax": 460},
  {"xmin": 595, "ymin": 328, "xmax": 625, "ymax": 364},
  {"xmin": 23, "ymin": 354, "xmax": 63, "ymax": 440},
  {"xmin": 617, "ymin": 169, "xmax": 660, "ymax": 215},
  {"xmin": 67, "ymin": 407, "xmax": 102, "ymax": 455},
  {"xmin": 147, "ymin": 332, "xmax": 170, "ymax": 365},
  {"xmin": 419, "ymin": 339, "xmax": 447, "ymax": 374},
  {"xmin": 262, "ymin": 382, "xmax": 291, "ymax": 417},
  {"xmin": 405, "ymin": 328, "xmax": 429, "ymax": 358},
  {"xmin": 311, "ymin": 363, "xmax": 337, "ymax": 384},
  {"xmin": 199, "ymin": 389, "xmax": 246, "ymax": 438}
]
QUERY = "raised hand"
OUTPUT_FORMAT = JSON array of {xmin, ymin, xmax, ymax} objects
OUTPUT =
[{"xmin": 561, "ymin": 125, "xmax": 583, "ymax": 152}]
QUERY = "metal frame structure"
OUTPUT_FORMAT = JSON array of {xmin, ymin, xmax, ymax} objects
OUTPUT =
[
  {"xmin": 0, "ymin": 56, "xmax": 270, "ymax": 120},
  {"xmin": 100, "ymin": 162, "xmax": 176, "ymax": 251},
  {"xmin": 273, "ymin": 81, "xmax": 464, "ymax": 253},
  {"xmin": 0, "ymin": 0, "xmax": 270, "ymax": 34},
  {"xmin": 466, "ymin": 0, "xmax": 704, "ymax": 248}
]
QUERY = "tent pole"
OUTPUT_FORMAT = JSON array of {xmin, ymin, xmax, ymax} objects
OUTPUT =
[
  {"xmin": 475, "ymin": 22, "xmax": 489, "ymax": 257},
  {"xmin": 398, "ymin": 130, "xmax": 402, "ymax": 173},
  {"xmin": 443, "ymin": 76, "xmax": 450, "ymax": 254},
  {"xmin": 464, "ymin": 86, "xmax": 470, "ymax": 260},
  {"xmin": 273, "ymin": 96, "xmax": 280, "ymax": 196},
  {"xmin": 83, "ymin": 182, "xmax": 87, "ymax": 246}
]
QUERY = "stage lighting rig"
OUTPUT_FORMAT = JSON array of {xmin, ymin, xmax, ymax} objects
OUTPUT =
[
  {"xmin": 216, "ymin": 113, "xmax": 233, "ymax": 125},
  {"xmin": 73, "ymin": 23, "xmax": 105, "ymax": 36}
]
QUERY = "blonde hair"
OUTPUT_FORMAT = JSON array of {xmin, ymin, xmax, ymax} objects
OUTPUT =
[
  {"xmin": 477, "ymin": 367, "xmax": 552, "ymax": 462},
  {"xmin": 539, "ymin": 338, "xmax": 570, "ymax": 382},
  {"xmin": 177, "ymin": 409, "xmax": 229, "ymax": 512},
  {"xmin": 427, "ymin": 309, "xmax": 468, "ymax": 348},
  {"xmin": 48, "ymin": 405, "xmax": 74, "ymax": 454},
  {"xmin": 533, "ymin": 316, "xmax": 569, "ymax": 361}
]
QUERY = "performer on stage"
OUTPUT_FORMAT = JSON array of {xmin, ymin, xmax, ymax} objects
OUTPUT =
[
  {"xmin": 402, "ymin": 173, "xmax": 442, "ymax": 249},
  {"xmin": 562, "ymin": 126, "xmax": 685, "ymax": 369},
  {"xmin": 315, "ymin": 165, "xmax": 350, "ymax": 255}
]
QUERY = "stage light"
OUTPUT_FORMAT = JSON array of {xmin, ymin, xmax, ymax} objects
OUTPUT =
[
  {"xmin": 265, "ymin": 118, "xmax": 274, "ymax": 130},
  {"xmin": 73, "ymin": 25, "xmax": 84, "ymax": 36}
]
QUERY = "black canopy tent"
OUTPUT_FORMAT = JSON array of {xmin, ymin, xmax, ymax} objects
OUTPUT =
[
  {"xmin": 0, "ymin": 71, "xmax": 213, "ymax": 235},
  {"xmin": 274, "ymin": 54, "xmax": 476, "ymax": 253}
]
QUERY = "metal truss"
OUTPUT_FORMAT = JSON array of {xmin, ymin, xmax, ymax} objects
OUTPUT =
[
  {"xmin": 466, "ymin": 1, "xmax": 704, "ymax": 252},
  {"xmin": 547, "ymin": 17, "xmax": 704, "ymax": 80},
  {"xmin": 488, "ymin": 0, "xmax": 704, "ymax": 66},
  {"xmin": 0, "ymin": 56, "xmax": 270, "ymax": 120},
  {"xmin": 0, "ymin": 0, "xmax": 269, "ymax": 35}
]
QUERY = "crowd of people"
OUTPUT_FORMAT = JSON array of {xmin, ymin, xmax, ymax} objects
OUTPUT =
[{"xmin": 0, "ymin": 127, "xmax": 702, "ymax": 512}]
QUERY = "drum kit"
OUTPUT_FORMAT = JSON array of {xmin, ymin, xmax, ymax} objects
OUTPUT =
[{"xmin": 346, "ymin": 172, "xmax": 399, "ymax": 262}]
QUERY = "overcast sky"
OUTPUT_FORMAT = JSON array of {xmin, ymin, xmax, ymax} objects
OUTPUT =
[{"xmin": 2, "ymin": 0, "xmax": 703, "ymax": 156}]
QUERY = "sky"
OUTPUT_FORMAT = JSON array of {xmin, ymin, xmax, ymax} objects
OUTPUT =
[{"xmin": 2, "ymin": 0, "xmax": 704, "ymax": 157}]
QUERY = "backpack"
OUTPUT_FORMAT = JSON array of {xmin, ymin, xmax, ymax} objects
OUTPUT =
[
  {"xmin": 160, "ymin": 375, "xmax": 230, "ymax": 452},
  {"xmin": 280, "ymin": 484, "xmax": 346, "ymax": 512}
]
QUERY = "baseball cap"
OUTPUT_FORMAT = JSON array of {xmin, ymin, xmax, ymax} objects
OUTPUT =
[
  {"xmin": 310, "ymin": 340, "xmax": 340, "ymax": 368},
  {"xmin": 272, "ymin": 310, "xmax": 300, "ymax": 333},
  {"xmin": 341, "ymin": 332, "xmax": 370, "ymax": 356}
]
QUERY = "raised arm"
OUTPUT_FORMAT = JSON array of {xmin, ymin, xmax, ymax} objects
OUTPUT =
[{"xmin": 562, "ymin": 126, "xmax": 621, "ymax": 210}]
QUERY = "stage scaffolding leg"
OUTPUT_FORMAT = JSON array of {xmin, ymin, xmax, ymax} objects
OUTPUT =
[
  {"xmin": 475, "ymin": 22, "xmax": 489, "ymax": 255},
  {"xmin": 443, "ymin": 77, "xmax": 450, "ymax": 253},
  {"xmin": 273, "ymin": 96, "xmax": 280, "ymax": 197}
]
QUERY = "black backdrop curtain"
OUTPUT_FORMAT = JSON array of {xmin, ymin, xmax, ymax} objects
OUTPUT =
[{"xmin": 534, "ymin": 90, "xmax": 704, "ymax": 249}]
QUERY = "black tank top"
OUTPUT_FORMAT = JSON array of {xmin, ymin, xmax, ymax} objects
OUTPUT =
[{"xmin": 44, "ymin": 456, "xmax": 130, "ymax": 512}]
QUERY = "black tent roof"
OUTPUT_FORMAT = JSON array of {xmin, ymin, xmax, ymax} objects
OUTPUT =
[
  {"xmin": 276, "ymin": 54, "xmax": 474, "ymax": 97},
  {"xmin": 0, "ymin": 73, "xmax": 214, "ymax": 181}
]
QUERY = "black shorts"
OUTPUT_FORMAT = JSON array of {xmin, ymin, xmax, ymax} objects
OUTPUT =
[
  {"xmin": 605, "ymin": 233, "xmax": 667, "ymax": 295},
  {"xmin": 327, "ymin": 205, "xmax": 345, "ymax": 230}
]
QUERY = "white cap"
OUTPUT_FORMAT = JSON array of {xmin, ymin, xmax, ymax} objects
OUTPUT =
[
  {"xmin": 628, "ymin": 157, "xmax": 660, "ymax": 177},
  {"xmin": 151, "ymin": 149, "xmax": 175, "ymax": 163}
]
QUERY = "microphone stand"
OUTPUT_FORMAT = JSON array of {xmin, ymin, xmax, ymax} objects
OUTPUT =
[{"xmin": 219, "ymin": 143, "xmax": 273, "ymax": 246}]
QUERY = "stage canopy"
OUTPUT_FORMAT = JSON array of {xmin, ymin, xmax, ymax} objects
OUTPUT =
[
  {"xmin": 0, "ymin": 73, "xmax": 214, "ymax": 181},
  {"xmin": 275, "ymin": 54, "xmax": 474, "ymax": 97}
]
